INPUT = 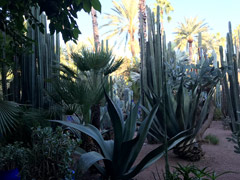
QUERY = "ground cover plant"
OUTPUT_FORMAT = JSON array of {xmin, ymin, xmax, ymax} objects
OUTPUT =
[{"xmin": 204, "ymin": 134, "xmax": 219, "ymax": 145}]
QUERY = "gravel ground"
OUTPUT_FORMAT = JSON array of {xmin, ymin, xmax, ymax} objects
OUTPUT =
[{"xmin": 135, "ymin": 121, "xmax": 240, "ymax": 180}]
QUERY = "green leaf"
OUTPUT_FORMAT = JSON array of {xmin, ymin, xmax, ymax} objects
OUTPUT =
[
  {"xmin": 90, "ymin": 0, "xmax": 101, "ymax": 12},
  {"xmin": 123, "ymin": 102, "xmax": 139, "ymax": 141},
  {"xmin": 83, "ymin": 0, "xmax": 91, "ymax": 12},
  {"xmin": 121, "ymin": 131, "xmax": 188, "ymax": 179},
  {"xmin": 51, "ymin": 120, "xmax": 113, "ymax": 159},
  {"xmin": 104, "ymin": 92, "xmax": 123, "ymax": 164},
  {"xmin": 79, "ymin": 151, "xmax": 108, "ymax": 172},
  {"xmin": 0, "ymin": 101, "xmax": 19, "ymax": 135},
  {"xmin": 125, "ymin": 103, "xmax": 159, "ymax": 171},
  {"xmin": 73, "ymin": 28, "xmax": 80, "ymax": 39},
  {"xmin": 0, "ymin": 0, "xmax": 7, "ymax": 6},
  {"xmin": 75, "ymin": 0, "xmax": 82, "ymax": 6}
]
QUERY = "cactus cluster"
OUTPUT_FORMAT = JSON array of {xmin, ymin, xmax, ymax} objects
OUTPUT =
[
  {"xmin": 220, "ymin": 22, "xmax": 240, "ymax": 132},
  {"xmin": 22, "ymin": 7, "xmax": 60, "ymax": 108}
]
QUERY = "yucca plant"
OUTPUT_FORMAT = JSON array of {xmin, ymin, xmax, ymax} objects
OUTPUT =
[{"xmin": 52, "ymin": 93, "xmax": 188, "ymax": 180}]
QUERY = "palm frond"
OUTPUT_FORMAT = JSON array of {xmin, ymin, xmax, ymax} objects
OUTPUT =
[{"xmin": 0, "ymin": 100, "xmax": 19, "ymax": 135}]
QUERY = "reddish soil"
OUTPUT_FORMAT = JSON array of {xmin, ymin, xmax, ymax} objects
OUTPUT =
[{"xmin": 135, "ymin": 121, "xmax": 240, "ymax": 180}]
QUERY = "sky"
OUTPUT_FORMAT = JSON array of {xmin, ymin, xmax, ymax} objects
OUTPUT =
[{"xmin": 66, "ymin": 0, "xmax": 240, "ymax": 54}]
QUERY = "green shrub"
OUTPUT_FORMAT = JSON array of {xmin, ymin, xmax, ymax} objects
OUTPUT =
[
  {"xmin": 213, "ymin": 108, "xmax": 223, "ymax": 121},
  {"xmin": 0, "ymin": 127, "xmax": 81, "ymax": 180},
  {"xmin": 0, "ymin": 142, "xmax": 30, "ymax": 174},
  {"xmin": 205, "ymin": 134, "xmax": 219, "ymax": 145}
]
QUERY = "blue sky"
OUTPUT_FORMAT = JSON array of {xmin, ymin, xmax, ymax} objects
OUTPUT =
[{"xmin": 70, "ymin": 0, "xmax": 240, "ymax": 53}]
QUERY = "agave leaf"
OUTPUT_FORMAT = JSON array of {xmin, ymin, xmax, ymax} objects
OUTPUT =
[
  {"xmin": 79, "ymin": 151, "xmax": 109, "ymax": 173},
  {"xmin": 52, "ymin": 120, "xmax": 113, "ymax": 159},
  {"xmin": 123, "ymin": 101, "xmax": 140, "ymax": 141},
  {"xmin": 125, "ymin": 103, "xmax": 159, "ymax": 171},
  {"xmin": 121, "ymin": 131, "xmax": 189, "ymax": 179},
  {"xmin": 175, "ymin": 79, "xmax": 185, "ymax": 130},
  {"xmin": 118, "ymin": 135, "xmax": 140, "ymax": 175},
  {"xmin": 104, "ymin": 91, "xmax": 124, "ymax": 164},
  {"xmin": 194, "ymin": 88, "xmax": 214, "ymax": 135}
]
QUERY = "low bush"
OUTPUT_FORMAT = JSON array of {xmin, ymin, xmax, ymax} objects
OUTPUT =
[
  {"xmin": 204, "ymin": 134, "xmax": 219, "ymax": 145},
  {"xmin": 0, "ymin": 127, "xmax": 81, "ymax": 180}
]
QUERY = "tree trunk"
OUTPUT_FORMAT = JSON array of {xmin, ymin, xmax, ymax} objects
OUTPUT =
[
  {"xmin": 160, "ymin": 10, "xmax": 164, "ymax": 35},
  {"xmin": 130, "ymin": 32, "xmax": 136, "ymax": 57},
  {"xmin": 91, "ymin": 7, "xmax": 100, "ymax": 52},
  {"xmin": 1, "ymin": 31, "xmax": 7, "ymax": 100},
  {"xmin": 189, "ymin": 41, "xmax": 193, "ymax": 62},
  {"xmin": 196, "ymin": 100, "xmax": 215, "ymax": 142},
  {"xmin": 91, "ymin": 103, "xmax": 101, "ymax": 129},
  {"xmin": 138, "ymin": 0, "xmax": 147, "ymax": 40}
]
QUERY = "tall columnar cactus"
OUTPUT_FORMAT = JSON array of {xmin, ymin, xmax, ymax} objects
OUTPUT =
[
  {"xmin": 22, "ymin": 7, "xmax": 60, "ymax": 108},
  {"xmin": 220, "ymin": 22, "xmax": 240, "ymax": 132},
  {"xmin": 140, "ymin": 6, "xmax": 176, "ymax": 111}
]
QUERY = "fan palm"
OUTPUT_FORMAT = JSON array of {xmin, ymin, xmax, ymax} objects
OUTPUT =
[
  {"xmin": 0, "ymin": 100, "xmax": 19, "ymax": 136},
  {"xmin": 53, "ymin": 47, "xmax": 123, "ymax": 129},
  {"xmin": 174, "ymin": 17, "xmax": 209, "ymax": 62},
  {"xmin": 101, "ymin": 0, "xmax": 139, "ymax": 57}
]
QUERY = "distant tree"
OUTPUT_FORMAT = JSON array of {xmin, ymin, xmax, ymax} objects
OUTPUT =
[
  {"xmin": 174, "ymin": 17, "xmax": 209, "ymax": 61},
  {"xmin": 201, "ymin": 32, "xmax": 225, "ymax": 58},
  {"xmin": 0, "ymin": 0, "xmax": 102, "ymax": 44},
  {"xmin": 154, "ymin": 0, "xmax": 174, "ymax": 32},
  {"xmin": 101, "ymin": 0, "xmax": 139, "ymax": 57},
  {"xmin": 233, "ymin": 24, "xmax": 240, "ymax": 51}
]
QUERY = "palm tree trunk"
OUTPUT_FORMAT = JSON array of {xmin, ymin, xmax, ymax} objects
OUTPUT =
[
  {"xmin": 130, "ymin": 32, "xmax": 136, "ymax": 57},
  {"xmin": 138, "ymin": 0, "xmax": 147, "ymax": 40},
  {"xmin": 1, "ymin": 31, "xmax": 7, "ymax": 100},
  {"xmin": 189, "ymin": 41, "xmax": 193, "ymax": 62},
  {"xmin": 91, "ymin": 103, "xmax": 101, "ymax": 129},
  {"xmin": 91, "ymin": 7, "xmax": 100, "ymax": 52},
  {"xmin": 161, "ymin": 10, "xmax": 164, "ymax": 35}
]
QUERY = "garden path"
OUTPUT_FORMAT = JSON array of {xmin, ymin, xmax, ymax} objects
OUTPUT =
[{"xmin": 135, "ymin": 121, "xmax": 240, "ymax": 180}]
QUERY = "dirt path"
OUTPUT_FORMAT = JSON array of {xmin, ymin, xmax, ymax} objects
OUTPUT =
[{"xmin": 135, "ymin": 121, "xmax": 240, "ymax": 180}]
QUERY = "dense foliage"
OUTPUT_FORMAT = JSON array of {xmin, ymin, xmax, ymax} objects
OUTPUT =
[
  {"xmin": 0, "ymin": 0, "xmax": 101, "ymax": 43},
  {"xmin": 0, "ymin": 127, "xmax": 80, "ymax": 179}
]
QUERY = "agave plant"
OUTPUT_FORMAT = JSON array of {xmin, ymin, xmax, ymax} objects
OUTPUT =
[
  {"xmin": 144, "ymin": 59, "xmax": 222, "ymax": 161},
  {"xmin": 53, "ymin": 93, "xmax": 187, "ymax": 180}
]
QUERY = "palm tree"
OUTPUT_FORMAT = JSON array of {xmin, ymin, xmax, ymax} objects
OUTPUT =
[
  {"xmin": 57, "ymin": 47, "xmax": 123, "ymax": 129},
  {"xmin": 154, "ymin": 0, "xmax": 174, "ymax": 33},
  {"xmin": 174, "ymin": 17, "xmax": 209, "ymax": 62},
  {"xmin": 101, "ymin": 0, "xmax": 139, "ymax": 57},
  {"xmin": 201, "ymin": 32, "xmax": 225, "ymax": 58}
]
